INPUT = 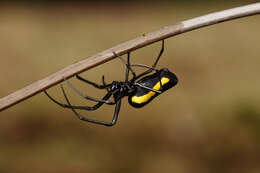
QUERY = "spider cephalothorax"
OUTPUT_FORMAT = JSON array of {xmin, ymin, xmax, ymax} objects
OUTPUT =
[
  {"xmin": 107, "ymin": 81, "xmax": 135, "ymax": 99},
  {"xmin": 44, "ymin": 40, "xmax": 178, "ymax": 126}
]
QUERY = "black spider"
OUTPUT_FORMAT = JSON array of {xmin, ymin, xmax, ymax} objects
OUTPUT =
[{"xmin": 44, "ymin": 40, "xmax": 178, "ymax": 126}]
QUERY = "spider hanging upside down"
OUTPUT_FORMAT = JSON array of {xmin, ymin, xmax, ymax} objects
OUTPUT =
[{"xmin": 44, "ymin": 40, "xmax": 178, "ymax": 126}]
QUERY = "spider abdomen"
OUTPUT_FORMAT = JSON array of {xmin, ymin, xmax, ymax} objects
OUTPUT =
[{"xmin": 128, "ymin": 68, "xmax": 178, "ymax": 108}]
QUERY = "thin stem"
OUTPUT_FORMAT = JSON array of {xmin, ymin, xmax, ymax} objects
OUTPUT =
[{"xmin": 1, "ymin": 2, "xmax": 260, "ymax": 111}]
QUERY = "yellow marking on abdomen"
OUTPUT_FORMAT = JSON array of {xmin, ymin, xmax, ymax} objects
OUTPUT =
[{"xmin": 131, "ymin": 77, "xmax": 170, "ymax": 104}]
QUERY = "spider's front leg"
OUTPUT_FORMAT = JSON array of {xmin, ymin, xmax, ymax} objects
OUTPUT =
[
  {"xmin": 133, "ymin": 83, "xmax": 162, "ymax": 94},
  {"xmin": 113, "ymin": 52, "xmax": 136, "ymax": 82},
  {"xmin": 76, "ymin": 75, "xmax": 111, "ymax": 89}
]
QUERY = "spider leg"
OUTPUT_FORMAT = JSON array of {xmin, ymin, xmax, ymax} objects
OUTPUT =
[
  {"xmin": 131, "ymin": 40, "xmax": 164, "ymax": 81},
  {"xmin": 125, "ymin": 52, "xmax": 130, "ymax": 82},
  {"xmin": 131, "ymin": 65, "xmax": 163, "ymax": 91},
  {"xmin": 131, "ymin": 64, "xmax": 159, "ymax": 71},
  {"xmin": 61, "ymin": 85, "xmax": 121, "ymax": 126},
  {"xmin": 102, "ymin": 75, "xmax": 110, "ymax": 92},
  {"xmin": 44, "ymin": 86, "xmax": 114, "ymax": 111},
  {"xmin": 126, "ymin": 52, "xmax": 136, "ymax": 79},
  {"xmin": 157, "ymin": 72, "xmax": 163, "ymax": 92},
  {"xmin": 64, "ymin": 78, "xmax": 115, "ymax": 104},
  {"xmin": 102, "ymin": 75, "xmax": 106, "ymax": 85},
  {"xmin": 152, "ymin": 39, "xmax": 164, "ymax": 68},
  {"xmin": 133, "ymin": 83, "xmax": 162, "ymax": 94},
  {"xmin": 76, "ymin": 75, "xmax": 111, "ymax": 89},
  {"xmin": 125, "ymin": 56, "xmax": 130, "ymax": 82},
  {"xmin": 113, "ymin": 52, "xmax": 136, "ymax": 81}
]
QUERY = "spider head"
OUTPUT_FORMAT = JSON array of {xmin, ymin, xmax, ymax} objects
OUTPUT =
[
  {"xmin": 110, "ymin": 81, "xmax": 136, "ymax": 98},
  {"xmin": 110, "ymin": 81, "xmax": 119, "ymax": 91}
]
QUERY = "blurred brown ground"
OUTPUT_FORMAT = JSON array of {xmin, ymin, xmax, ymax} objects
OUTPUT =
[{"xmin": 0, "ymin": 1, "xmax": 260, "ymax": 173}]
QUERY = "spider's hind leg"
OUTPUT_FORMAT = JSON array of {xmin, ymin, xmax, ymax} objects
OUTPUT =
[
  {"xmin": 61, "ymin": 85, "xmax": 121, "ymax": 126},
  {"xmin": 64, "ymin": 77, "xmax": 115, "ymax": 104},
  {"xmin": 44, "ymin": 85, "xmax": 113, "ymax": 111}
]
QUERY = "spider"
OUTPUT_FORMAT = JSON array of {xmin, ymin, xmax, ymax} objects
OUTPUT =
[{"xmin": 44, "ymin": 40, "xmax": 178, "ymax": 126}]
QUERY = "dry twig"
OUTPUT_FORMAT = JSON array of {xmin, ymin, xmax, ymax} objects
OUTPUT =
[{"xmin": 1, "ymin": 2, "xmax": 260, "ymax": 111}]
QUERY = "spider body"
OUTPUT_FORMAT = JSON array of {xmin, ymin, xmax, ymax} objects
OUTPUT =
[
  {"xmin": 107, "ymin": 81, "xmax": 136, "ymax": 100},
  {"xmin": 44, "ymin": 40, "xmax": 178, "ymax": 126},
  {"xmin": 128, "ymin": 68, "xmax": 178, "ymax": 108}
]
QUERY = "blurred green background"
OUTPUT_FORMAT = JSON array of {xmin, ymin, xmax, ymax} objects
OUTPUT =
[{"xmin": 1, "ymin": 1, "xmax": 260, "ymax": 173}]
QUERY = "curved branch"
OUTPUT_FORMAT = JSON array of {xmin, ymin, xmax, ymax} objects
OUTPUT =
[{"xmin": 1, "ymin": 2, "xmax": 260, "ymax": 111}]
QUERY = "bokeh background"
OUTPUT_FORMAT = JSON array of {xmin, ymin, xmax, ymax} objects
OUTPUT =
[{"xmin": 1, "ymin": 0, "xmax": 260, "ymax": 172}]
